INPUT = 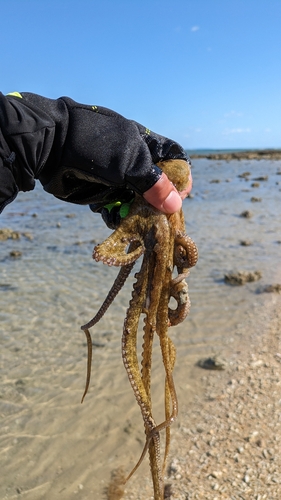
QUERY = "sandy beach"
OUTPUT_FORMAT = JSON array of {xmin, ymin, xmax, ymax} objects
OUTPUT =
[
  {"xmin": 124, "ymin": 292, "xmax": 281, "ymax": 500},
  {"xmin": 0, "ymin": 154, "xmax": 281, "ymax": 499}
]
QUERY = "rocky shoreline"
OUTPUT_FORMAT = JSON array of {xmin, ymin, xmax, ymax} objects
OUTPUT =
[{"xmin": 189, "ymin": 149, "xmax": 281, "ymax": 161}]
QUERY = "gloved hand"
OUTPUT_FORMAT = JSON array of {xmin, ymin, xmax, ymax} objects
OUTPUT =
[
  {"xmin": 0, "ymin": 92, "xmax": 192, "ymax": 218},
  {"xmin": 94, "ymin": 159, "xmax": 193, "ymax": 229},
  {"xmin": 43, "ymin": 98, "xmax": 192, "ymax": 220}
]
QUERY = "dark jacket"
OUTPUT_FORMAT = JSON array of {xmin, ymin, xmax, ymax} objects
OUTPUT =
[{"xmin": 0, "ymin": 92, "xmax": 188, "ymax": 213}]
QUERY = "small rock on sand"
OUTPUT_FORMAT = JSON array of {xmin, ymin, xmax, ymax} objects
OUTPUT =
[
  {"xmin": 9, "ymin": 250, "xmax": 22, "ymax": 258},
  {"xmin": 261, "ymin": 284, "xmax": 281, "ymax": 294},
  {"xmin": 240, "ymin": 240, "xmax": 252, "ymax": 246},
  {"xmin": 251, "ymin": 196, "xmax": 262, "ymax": 202},
  {"xmin": 197, "ymin": 355, "xmax": 227, "ymax": 371},
  {"xmin": 240, "ymin": 210, "xmax": 253, "ymax": 218},
  {"xmin": 224, "ymin": 270, "xmax": 262, "ymax": 285},
  {"xmin": 0, "ymin": 228, "xmax": 21, "ymax": 241}
]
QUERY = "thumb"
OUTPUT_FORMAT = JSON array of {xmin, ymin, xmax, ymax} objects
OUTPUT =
[{"xmin": 143, "ymin": 172, "xmax": 182, "ymax": 214}]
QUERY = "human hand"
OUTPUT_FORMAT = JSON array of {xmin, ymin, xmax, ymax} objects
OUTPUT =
[
  {"xmin": 98, "ymin": 159, "xmax": 193, "ymax": 228},
  {"xmin": 143, "ymin": 170, "xmax": 193, "ymax": 214}
]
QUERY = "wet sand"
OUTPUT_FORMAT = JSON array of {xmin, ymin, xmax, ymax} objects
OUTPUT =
[
  {"xmin": 124, "ymin": 293, "xmax": 281, "ymax": 500},
  {"xmin": 0, "ymin": 157, "xmax": 281, "ymax": 499}
]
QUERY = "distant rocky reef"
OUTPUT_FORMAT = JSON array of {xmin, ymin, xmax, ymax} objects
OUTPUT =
[{"xmin": 189, "ymin": 149, "xmax": 281, "ymax": 160}]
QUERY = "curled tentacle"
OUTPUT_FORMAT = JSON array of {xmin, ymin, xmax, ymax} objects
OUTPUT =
[
  {"xmin": 174, "ymin": 231, "xmax": 199, "ymax": 270},
  {"xmin": 93, "ymin": 198, "xmax": 160, "ymax": 266},
  {"xmin": 94, "ymin": 237, "xmax": 144, "ymax": 266},
  {"xmin": 168, "ymin": 279, "xmax": 191, "ymax": 326}
]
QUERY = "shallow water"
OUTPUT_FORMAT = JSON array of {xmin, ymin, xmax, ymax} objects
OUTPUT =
[{"xmin": 0, "ymin": 159, "xmax": 280, "ymax": 499}]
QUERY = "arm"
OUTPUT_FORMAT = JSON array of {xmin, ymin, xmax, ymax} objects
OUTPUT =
[{"xmin": 0, "ymin": 92, "xmax": 191, "ymax": 215}]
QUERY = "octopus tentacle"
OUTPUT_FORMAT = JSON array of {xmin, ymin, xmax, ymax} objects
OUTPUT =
[
  {"xmin": 168, "ymin": 279, "xmax": 191, "ymax": 326},
  {"xmin": 122, "ymin": 268, "xmax": 162, "ymax": 494},
  {"xmin": 174, "ymin": 231, "xmax": 199, "ymax": 270},
  {"xmin": 171, "ymin": 269, "xmax": 190, "ymax": 285},
  {"xmin": 140, "ymin": 219, "xmax": 170, "ymax": 388},
  {"xmin": 148, "ymin": 369, "xmax": 178, "ymax": 436},
  {"xmin": 156, "ymin": 283, "xmax": 179, "ymax": 434},
  {"xmin": 125, "ymin": 433, "xmax": 152, "ymax": 483},
  {"xmin": 80, "ymin": 328, "xmax": 92, "ymax": 403},
  {"xmin": 80, "ymin": 263, "xmax": 134, "ymax": 403},
  {"xmin": 81, "ymin": 264, "xmax": 134, "ymax": 331},
  {"xmin": 93, "ymin": 202, "xmax": 156, "ymax": 267},
  {"xmin": 81, "ymin": 160, "xmax": 198, "ymax": 499},
  {"xmin": 82, "ymin": 243, "xmax": 138, "ymax": 331},
  {"xmin": 125, "ymin": 251, "xmax": 164, "ymax": 491},
  {"xmin": 94, "ymin": 236, "xmax": 144, "ymax": 266},
  {"xmin": 124, "ymin": 219, "xmax": 170, "ymax": 495},
  {"xmin": 147, "ymin": 268, "xmax": 178, "ymax": 467},
  {"xmin": 149, "ymin": 432, "xmax": 164, "ymax": 500},
  {"xmin": 122, "ymin": 261, "xmax": 156, "ymax": 432},
  {"xmin": 81, "ymin": 242, "xmax": 140, "ymax": 403},
  {"xmin": 141, "ymin": 226, "xmax": 175, "ymax": 497},
  {"xmin": 141, "ymin": 252, "xmax": 157, "ymax": 401},
  {"xmin": 162, "ymin": 337, "xmax": 177, "ymax": 474}
]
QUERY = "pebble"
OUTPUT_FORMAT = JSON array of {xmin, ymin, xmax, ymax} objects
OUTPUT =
[
  {"xmin": 253, "ymin": 175, "xmax": 268, "ymax": 181},
  {"xmin": 240, "ymin": 239, "xmax": 252, "ymax": 246},
  {"xmin": 250, "ymin": 359, "xmax": 264, "ymax": 368},
  {"xmin": 0, "ymin": 228, "xmax": 21, "ymax": 240},
  {"xmin": 210, "ymin": 471, "xmax": 222, "ymax": 479},
  {"xmin": 263, "ymin": 284, "xmax": 281, "ymax": 294},
  {"xmin": 240, "ymin": 209, "xmax": 253, "ymax": 218},
  {"xmin": 9, "ymin": 250, "xmax": 22, "ymax": 258},
  {"xmin": 238, "ymin": 172, "xmax": 251, "ymax": 178},
  {"xmin": 224, "ymin": 270, "xmax": 262, "ymax": 285},
  {"xmin": 251, "ymin": 196, "xmax": 262, "ymax": 202}
]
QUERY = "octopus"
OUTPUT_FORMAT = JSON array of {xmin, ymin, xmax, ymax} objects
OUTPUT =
[{"xmin": 81, "ymin": 159, "xmax": 198, "ymax": 500}]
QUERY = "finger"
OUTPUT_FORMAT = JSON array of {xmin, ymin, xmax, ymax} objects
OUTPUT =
[{"xmin": 143, "ymin": 173, "xmax": 182, "ymax": 214}]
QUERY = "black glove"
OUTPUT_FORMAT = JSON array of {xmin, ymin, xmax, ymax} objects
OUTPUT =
[{"xmin": 0, "ymin": 92, "xmax": 188, "ymax": 215}]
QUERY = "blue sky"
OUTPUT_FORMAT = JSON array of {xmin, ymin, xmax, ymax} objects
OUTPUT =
[{"xmin": 1, "ymin": 0, "xmax": 280, "ymax": 149}]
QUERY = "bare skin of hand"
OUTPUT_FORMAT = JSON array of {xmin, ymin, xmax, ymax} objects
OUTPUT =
[{"xmin": 143, "ymin": 171, "xmax": 193, "ymax": 214}]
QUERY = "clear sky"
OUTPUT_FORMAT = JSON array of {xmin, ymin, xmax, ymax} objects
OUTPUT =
[{"xmin": 1, "ymin": 0, "xmax": 280, "ymax": 149}]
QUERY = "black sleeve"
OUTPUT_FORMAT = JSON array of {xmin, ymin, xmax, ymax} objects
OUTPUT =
[
  {"xmin": 0, "ymin": 92, "xmax": 188, "ymax": 213},
  {"xmin": 0, "ymin": 91, "xmax": 66, "ymax": 213}
]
